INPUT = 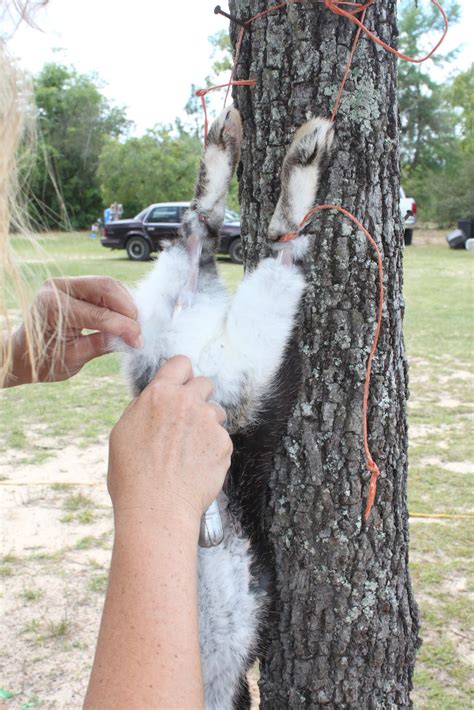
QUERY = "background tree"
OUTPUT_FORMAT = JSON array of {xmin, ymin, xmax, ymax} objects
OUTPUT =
[
  {"xmin": 229, "ymin": 0, "xmax": 419, "ymax": 706},
  {"xmin": 428, "ymin": 62, "xmax": 474, "ymax": 225},
  {"xmin": 397, "ymin": 0, "xmax": 474, "ymax": 223},
  {"xmin": 30, "ymin": 63, "xmax": 128, "ymax": 229},
  {"xmin": 98, "ymin": 121, "xmax": 202, "ymax": 218}
]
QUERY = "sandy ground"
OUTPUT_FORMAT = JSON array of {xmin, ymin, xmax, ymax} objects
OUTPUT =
[
  {"xmin": 0, "ymin": 443, "xmax": 112, "ymax": 709},
  {"xmin": 1, "ymin": 410, "xmax": 471, "ymax": 707},
  {"xmin": 0, "ymin": 444, "xmax": 260, "ymax": 709},
  {"xmin": 411, "ymin": 226, "xmax": 451, "ymax": 245}
]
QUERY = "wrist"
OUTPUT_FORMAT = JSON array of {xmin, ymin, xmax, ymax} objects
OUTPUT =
[{"xmin": 113, "ymin": 503, "xmax": 202, "ymax": 543}]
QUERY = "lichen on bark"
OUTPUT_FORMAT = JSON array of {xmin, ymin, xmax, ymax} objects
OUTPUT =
[{"xmin": 228, "ymin": 1, "xmax": 420, "ymax": 707}]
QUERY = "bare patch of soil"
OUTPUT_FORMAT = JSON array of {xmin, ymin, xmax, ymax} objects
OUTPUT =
[
  {"xmin": 1, "ymin": 443, "xmax": 262, "ymax": 708},
  {"xmin": 418, "ymin": 455, "xmax": 472, "ymax": 476},
  {"xmin": 411, "ymin": 226, "xmax": 448, "ymax": 246},
  {"xmin": 1, "ymin": 442, "xmax": 111, "ymax": 708}
]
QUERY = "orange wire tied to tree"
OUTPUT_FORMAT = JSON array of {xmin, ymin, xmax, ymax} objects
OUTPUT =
[
  {"xmin": 197, "ymin": 0, "xmax": 449, "ymax": 135},
  {"xmin": 280, "ymin": 205, "xmax": 384, "ymax": 522},
  {"xmin": 195, "ymin": 80, "xmax": 256, "ymax": 143},
  {"xmin": 194, "ymin": 0, "xmax": 448, "ymax": 521}
]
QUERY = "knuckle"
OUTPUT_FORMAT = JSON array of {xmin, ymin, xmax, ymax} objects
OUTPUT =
[
  {"xmin": 100, "ymin": 277, "xmax": 124, "ymax": 301},
  {"xmin": 100, "ymin": 276, "xmax": 116, "ymax": 292},
  {"xmin": 218, "ymin": 427, "xmax": 233, "ymax": 452},
  {"xmin": 173, "ymin": 354, "xmax": 192, "ymax": 371},
  {"xmin": 37, "ymin": 287, "xmax": 57, "ymax": 313},
  {"xmin": 95, "ymin": 305, "xmax": 111, "ymax": 321},
  {"xmin": 215, "ymin": 404, "xmax": 227, "ymax": 422}
]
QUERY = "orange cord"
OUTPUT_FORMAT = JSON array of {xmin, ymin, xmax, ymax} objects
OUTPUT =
[
  {"xmin": 324, "ymin": 0, "xmax": 448, "ymax": 65},
  {"xmin": 196, "ymin": 80, "xmax": 256, "ymax": 142},
  {"xmin": 205, "ymin": 0, "xmax": 449, "ymax": 126},
  {"xmin": 198, "ymin": 0, "xmax": 449, "ymax": 520},
  {"xmin": 280, "ymin": 205, "xmax": 383, "ymax": 521}
]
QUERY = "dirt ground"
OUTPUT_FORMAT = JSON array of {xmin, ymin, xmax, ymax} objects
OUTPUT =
[
  {"xmin": 409, "ymin": 225, "xmax": 448, "ymax": 245},
  {"xmin": 0, "ymin": 444, "xmax": 260, "ymax": 709},
  {"xmin": 1, "ymin": 225, "xmax": 471, "ymax": 707},
  {"xmin": 0, "ymin": 443, "xmax": 111, "ymax": 708}
]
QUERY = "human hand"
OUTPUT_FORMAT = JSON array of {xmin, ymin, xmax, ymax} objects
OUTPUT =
[
  {"xmin": 108, "ymin": 356, "xmax": 233, "ymax": 528},
  {"xmin": 5, "ymin": 276, "xmax": 141, "ymax": 386}
]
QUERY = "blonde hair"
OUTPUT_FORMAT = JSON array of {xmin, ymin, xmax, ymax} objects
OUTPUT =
[{"xmin": 0, "ymin": 0, "xmax": 50, "ymax": 386}]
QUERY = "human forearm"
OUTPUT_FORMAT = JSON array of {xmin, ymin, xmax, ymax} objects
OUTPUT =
[
  {"xmin": 84, "ymin": 510, "xmax": 204, "ymax": 710},
  {"xmin": 85, "ymin": 358, "xmax": 232, "ymax": 709}
]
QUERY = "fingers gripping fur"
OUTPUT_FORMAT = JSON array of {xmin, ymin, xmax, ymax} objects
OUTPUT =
[
  {"xmin": 181, "ymin": 107, "xmax": 242, "ymax": 249},
  {"xmin": 268, "ymin": 117, "xmax": 334, "ymax": 246}
]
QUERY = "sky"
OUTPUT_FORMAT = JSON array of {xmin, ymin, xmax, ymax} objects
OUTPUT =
[{"xmin": 5, "ymin": 0, "xmax": 474, "ymax": 136}]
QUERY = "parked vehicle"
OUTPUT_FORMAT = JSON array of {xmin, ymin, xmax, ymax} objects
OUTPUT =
[
  {"xmin": 100, "ymin": 202, "xmax": 243, "ymax": 263},
  {"xmin": 102, "ymin": 192, "xmax": 416, "ymax": 258},
  {"xmin": 446, "ymin": 216, "xmax": 474, "ymax": 250},
  {"xmin": 400, "ymin": 187, "xmax": 417, "ymax": 245}
]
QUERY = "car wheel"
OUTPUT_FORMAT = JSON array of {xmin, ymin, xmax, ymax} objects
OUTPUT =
[
  {"xmin": 126, "ymin": 237, "xmax": 151, "ymax": 261},
  {"xmin": 404, "ymin": 229, "xmax": 413, "ymax": 246},
  {"xmin": 229, "ymin": 238, "xmax": 243, "ymax": 264}
]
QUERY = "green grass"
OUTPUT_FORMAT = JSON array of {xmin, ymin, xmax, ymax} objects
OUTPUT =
[
  {"xmin": 28, "ymin": 549, "xmax": 65, "ymax": 563},
  {"xmin": 403, "ymin": 243, "xmax": 473, "ymax": 709},
  {"xmin": 50, "ymin": 482, "xmax": 75, "ymax": 492},
  {"xmin": 0, "ymin": 232, "xmax": 242, "ymax": 459},
  {"xmin": 44, "ymin": 618, "xmax": 70, "ymax": 639},
  {"xmin": 62, "ymin": 493, "xmax": 94, "ymax": 512},
  {"xmin": 59, "ymin": 493, "xmax": 98, "ymax": 525},
  {"xmin": 75, "ymin": 534, "xmax": 108, "ymax": 550},
  {"xmin": 403, "ymin": 245, "xmax": 473, "ymax": 360},
  {"xmin": 20, "ymin": 616, "xmax": 70, "ymax": 645},
  {"xmin": 20, "ymin": 588, "xmax": 45, "ymax": 603},
  {"xmin": 2, "ymin": 553, "xmax": 19, "ymax": 564},
  {"xmin": 1, "ymin": 233, "xmax": 473, "ymax": 706},
  {"xmin": 88, "ymin": 574, "xmax": 108, "ymax": 594},
  {"xmin": 21, "ymin": 618, "xmax": 42, "ymax": 635}
]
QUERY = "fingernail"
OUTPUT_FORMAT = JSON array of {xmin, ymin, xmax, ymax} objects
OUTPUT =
[{"xmin": 132, "ymin": 334, "xmax": 144, "ymax": 349}]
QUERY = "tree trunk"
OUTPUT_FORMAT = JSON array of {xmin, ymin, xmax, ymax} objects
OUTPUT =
[{"xmin": 228, "ymin": 1, "xmax": 420, "ymax": 707}]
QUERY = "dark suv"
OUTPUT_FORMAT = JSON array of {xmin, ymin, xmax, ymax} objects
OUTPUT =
[{"xmin": 101, "ymin": 202, "xmax": 243, "ymax": 264}]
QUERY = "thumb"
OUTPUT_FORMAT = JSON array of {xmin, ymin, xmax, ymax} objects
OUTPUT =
[{"xmin": 150, "ymin": 355, "xmax": 194, "ymax": 386}]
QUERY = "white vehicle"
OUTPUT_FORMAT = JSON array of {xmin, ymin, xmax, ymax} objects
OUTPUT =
[{"xmin": 400, "ymin": 187, "xmax": 417, "ymax": 245}]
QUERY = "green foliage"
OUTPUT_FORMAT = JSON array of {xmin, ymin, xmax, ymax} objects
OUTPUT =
[
  {"xmin": 429, "ymin": 150, "xmax": 474, "ymax": 226},
  {"xmin": 448, "ymin": 63, "xmax": 474, "ymax": 153},
  {"xmin": 184, "ymin": 83, "xmax": 204, "ymax": 139},
  {"xmin": 402, "ymin": 61, "xmax": 474, "ymax": 226},
  {"xmin": 27, "ymin": 32, "xmax": 240, "ymax": 229},
  {"xmin": 398, "ymin": 2, "xmax": 473, "ymax": 224},
  {"xmin": 98, "ymin": 122, "xmax": 202, "ymax": 218},
  {"xmin": 208, "ymin": 30, "xmax": 232, "ymax": 76},
  {"xmin": 30, "ymin": 63, "xmax": 129, "ymax": 229}
]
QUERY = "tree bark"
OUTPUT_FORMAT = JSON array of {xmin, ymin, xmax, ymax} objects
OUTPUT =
[{"xmin": 228, "ymin": 1, "xmax": 420, "ymax": 707}]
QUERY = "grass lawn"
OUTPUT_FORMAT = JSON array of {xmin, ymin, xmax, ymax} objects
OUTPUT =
[{"xmin": 1, "ymin": 231, "xmax": 473, "ymax": 708}]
